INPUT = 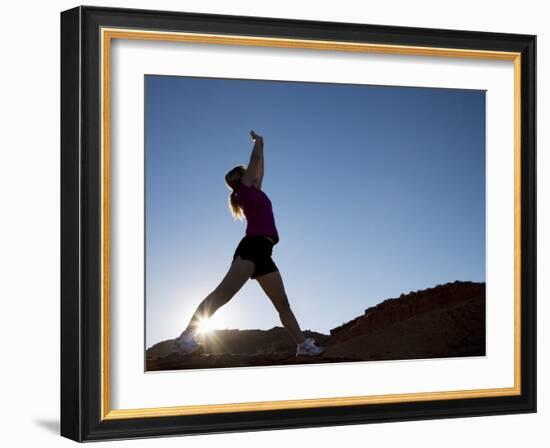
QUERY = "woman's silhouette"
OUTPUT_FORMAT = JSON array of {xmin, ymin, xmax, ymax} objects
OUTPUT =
[{"xmin": 171, "ymin": 130, "xmax": 324, "ymax": 357}]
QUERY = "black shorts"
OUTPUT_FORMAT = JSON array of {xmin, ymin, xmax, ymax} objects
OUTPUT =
[{"xmin": 232, "ymin": 235, "xmax": 279, "ymax": 279}]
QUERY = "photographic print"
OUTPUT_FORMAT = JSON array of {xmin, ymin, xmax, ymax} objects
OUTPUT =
[
  {"xmin": 61, "ymin": 6, "xmax": 536, "ymax": 441},
  {"xmin": 145, "ymin": 75, "xmax": 486, "ymax": 372}
]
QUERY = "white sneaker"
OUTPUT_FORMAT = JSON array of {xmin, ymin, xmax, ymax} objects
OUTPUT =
[
  {"xmin": 296, "ymin": 338, "xmax": 324, "ymax": 357},
  {"xmin": 171, "ymin": 331, "xmax": 202, "ymax": 355}
]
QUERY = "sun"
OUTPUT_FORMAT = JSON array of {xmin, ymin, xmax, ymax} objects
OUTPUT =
[{"xmin": 196, "ymin": 317, "xmax": 216, "ymax": 335}]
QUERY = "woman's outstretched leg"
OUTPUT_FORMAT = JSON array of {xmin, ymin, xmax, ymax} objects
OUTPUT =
[
  {"xmin": 255, "ymin": 270, "xmax": 307, "ymax": 345},
  {"xmin": 183, "ymin": 256, "xmax": 255, "ymax": 336}
]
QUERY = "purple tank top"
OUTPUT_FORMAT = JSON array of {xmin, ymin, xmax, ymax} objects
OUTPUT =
[{"xmin": 235, "ymin": 182, "xmax": 279, "ymax": 242}]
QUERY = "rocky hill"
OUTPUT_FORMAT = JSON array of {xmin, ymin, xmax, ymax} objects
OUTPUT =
[{"xmin": 146, "ymin": 280, "xmax": 485, "ymax": 371}]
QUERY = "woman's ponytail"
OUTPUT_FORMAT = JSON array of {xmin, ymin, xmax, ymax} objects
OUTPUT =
[
  {"xmin": 228, "ymin": 189, "xmax": 244, "ymax": 221},
  {"xmin": 225, "ymin": 164, "xmax": 246, "ymax": 221}
]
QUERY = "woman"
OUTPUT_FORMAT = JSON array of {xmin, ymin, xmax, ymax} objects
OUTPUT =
[{"xmin": 171, "ymin": 130, "xmax": 324, "ymax": 357}]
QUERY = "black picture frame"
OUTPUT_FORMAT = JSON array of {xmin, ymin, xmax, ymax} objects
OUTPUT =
[{"xmin": 60, "ymin": 5, "xmax": 536, "ymax": 442}]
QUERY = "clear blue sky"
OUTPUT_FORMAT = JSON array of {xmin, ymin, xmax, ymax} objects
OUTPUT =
[{"xmin": 145, "ymin": 75, "xmax": 485, "ymax": 348}]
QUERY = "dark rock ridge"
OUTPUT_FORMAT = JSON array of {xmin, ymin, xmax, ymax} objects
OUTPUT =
[
  {"xmin": 146, "ymin": 280, "xmax": 485, "ymax": 371},
  {"xmin": 146, "ymin": 327, "xmax": 328, "ymax": 360}
]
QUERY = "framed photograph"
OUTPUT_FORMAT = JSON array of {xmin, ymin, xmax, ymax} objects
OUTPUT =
[{"xmin": 60, "ymin": 5, "xmax": 536, "ymax": 442}]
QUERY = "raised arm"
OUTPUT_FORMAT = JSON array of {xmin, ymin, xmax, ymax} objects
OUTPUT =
[{"xmin": 241, "ymin": 130, "xmax": 264, "ymax": 188}]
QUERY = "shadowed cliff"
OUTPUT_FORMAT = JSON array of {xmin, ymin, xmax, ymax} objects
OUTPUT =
[{"xmin": 146, "ymin": 280, "xmax": 485, "ymax": 371}]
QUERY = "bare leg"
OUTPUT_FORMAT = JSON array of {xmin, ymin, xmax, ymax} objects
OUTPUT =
[
  {"xmin": 183, "ymin": 257, "xmax": 254, "ymax": 336},
  {"xmin": 256, "ymin": 270, "xmax": 307, "ymax": 345}
]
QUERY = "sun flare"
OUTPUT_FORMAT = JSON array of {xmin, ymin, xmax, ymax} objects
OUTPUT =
[{"xmin": 196, "ymin": 317, "xmax": 216, "ymax": 335}]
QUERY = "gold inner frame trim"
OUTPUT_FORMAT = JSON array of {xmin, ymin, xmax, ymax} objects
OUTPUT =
[{"xmin": 100, "ymin": 27, "xmax": 522, "ymax": 420}]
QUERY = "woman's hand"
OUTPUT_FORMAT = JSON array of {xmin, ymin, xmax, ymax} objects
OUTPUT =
[
  {"xmin": 242, "ymin": 130, "xmax": 264, "ymax": 188},
  {"xmin": 250, "ymin": 130, "xmax": 263, "ymax": 144}
]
